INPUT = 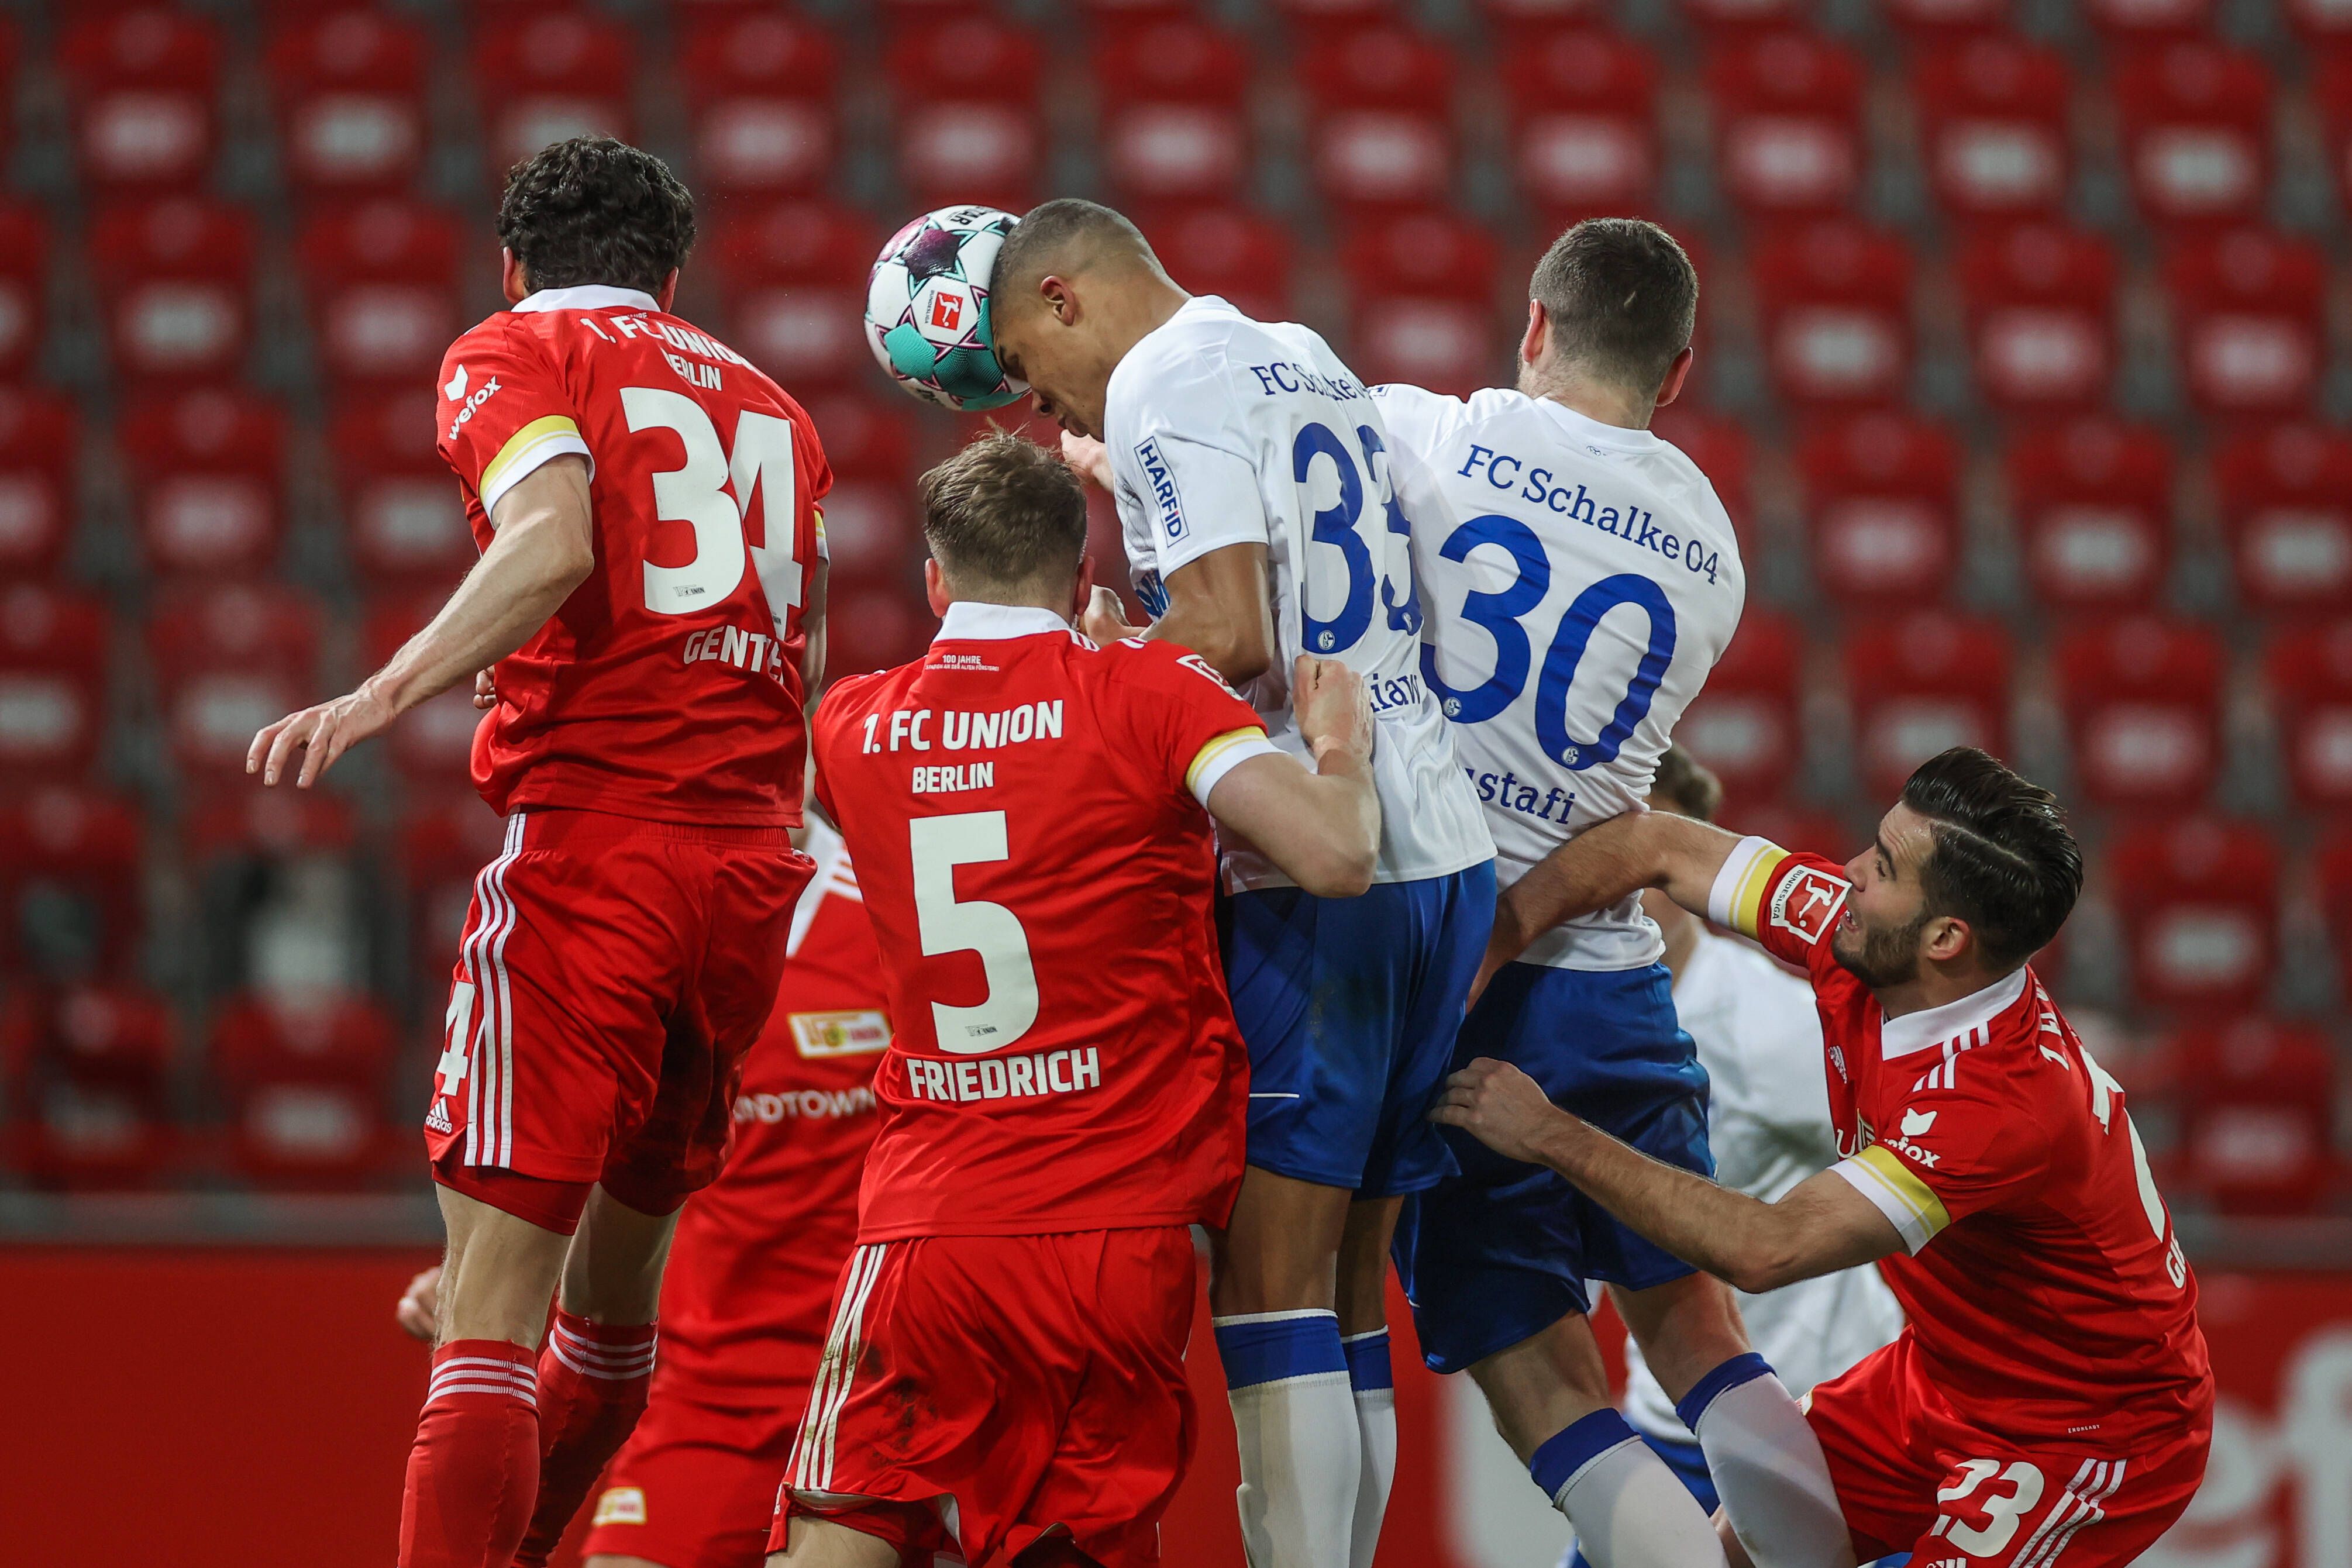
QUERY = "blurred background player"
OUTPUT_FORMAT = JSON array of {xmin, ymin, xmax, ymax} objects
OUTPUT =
[
  {"xmin": 1440, "ymin": 747, "xmax": 2214, "ymax": 1568},
  {"xmin": 772, "ymin": 434, "xmax": 1386, "ymax": 1568},
  {"xmin": 1376, "ymin": 217, "xmax": 1842, "ymax": 1568},
  {"xmin": 990, "ymin": 198, "xmax": 1494, "ymax": 1568},
  {"xmin": 1560, "ymin": 745, "xmax": 1904, "ymax": 1568},
  {"xmin": 251, "ymin": 136, "xmax": 832, "ymax": 1568},
  {"xmin": 397, "ymin": 816, "xmax": 886, "ymax": 1568}
]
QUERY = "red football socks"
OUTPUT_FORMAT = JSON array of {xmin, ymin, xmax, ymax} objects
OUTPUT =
[
  {"xmin": 511, "ymin": 1310, "xmax": 658, "ymax": 1567},
  {"xmin": 399, "ymin": 1339, "xmax": 540, "ymax": 1568}
]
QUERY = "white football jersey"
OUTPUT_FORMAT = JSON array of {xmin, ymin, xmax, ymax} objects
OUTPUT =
[
  {"xmin": 1620, "ymin": 929, "xmax": 1906, "ymax": 1439},
  {"xmin": 1379, "ymin": 385, "xmax": 1744, "ymax": 969},
  {"xmin": 1104, "ymin": 295, "xmax": 1493, "ymax": 891}
]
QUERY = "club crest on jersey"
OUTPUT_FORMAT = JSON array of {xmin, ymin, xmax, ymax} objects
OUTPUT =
[
  {"xmin": 1769, "ymin": 866, "xmax": 1848, "ymax": 946},
  {"xmin": 790, "ymin": 1010, "xmax": 892, "ymax": 1059},
  {"xmin": 592, "ymin": 1488, "xmax": 646, "ymax": 1527},
  {"xmin": 1134, "ymin": 437, "xmax": 1186, "ymax": 540}
]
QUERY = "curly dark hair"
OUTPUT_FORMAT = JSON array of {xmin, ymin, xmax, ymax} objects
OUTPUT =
[{"xmin": 495, "ymin": 136, "xmax": 696, "ymax": 295}]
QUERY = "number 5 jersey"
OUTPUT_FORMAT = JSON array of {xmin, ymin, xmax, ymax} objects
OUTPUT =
[{"xmin": 435, "ymin": 284, "xmax": 832, "ymax": 826}]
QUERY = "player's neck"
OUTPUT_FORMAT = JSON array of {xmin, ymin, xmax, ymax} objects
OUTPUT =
[
  {"xmin": 1103, "ymin": 276, "xmax": 1190, "ymax": 363},
  {"xmin": 1524, "ymin": 371, "xmax": 1655, "ymax": 431}
]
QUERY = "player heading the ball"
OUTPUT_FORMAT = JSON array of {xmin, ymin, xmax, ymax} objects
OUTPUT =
[
  {"xmin": 771, "ymin": 432, "xmax": 1386, "ymax": 1568},
  {"xmin": 989, "ymin": 199, "xmax": 1496, "ymax": 1568}
]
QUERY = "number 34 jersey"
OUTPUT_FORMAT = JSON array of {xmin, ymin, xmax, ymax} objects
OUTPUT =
[
  {"xmin": 1711, "ymin": 838, "xmax": 2214, "ymax": 1450},
  {"xmin": 1103, "ymin": 295, "xmax": 1491, "ymax": 892},
  {"xmin": 435, "ymin": 284, "xmax": 831, "ymax": 826},
  {"xmin": 809, "ymin": 602, "xmax": 1279, "ymax": 1243},
  {"xmin": 1379, "ymin": 386, "xmax": 1745, "ymax": 970}
]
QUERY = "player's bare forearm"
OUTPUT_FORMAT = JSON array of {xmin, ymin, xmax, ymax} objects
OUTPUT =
[
  {"xmin": 1479, "ymin": 811, "xmax": 1741, "ymax": 985},
  {"xmin": 1206, "ymin": 654, "xmax": 1380, "ymax": 897},
  {"xmin": 1144, "ymin": 543, "xmax": 1276, "ymax": 685},
  {"xmin": 1432, "ymin": 1059, "xmax": 1903, "ymax": 1294}
]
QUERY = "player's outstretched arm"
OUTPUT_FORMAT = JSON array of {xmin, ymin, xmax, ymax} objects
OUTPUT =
[
  {"xmin": 1432, "ymin": 1059, "xmax": 1904, "ymax": 1294},
  {"xmin": 1084, "ymin": 542, "xmax": 1277, "ymax": 687},
  {"xmin": 1203, "ymin": 654, "xmax": 1382, "ymax": 898},
  {"xmin": 247, "ymin": 454, "xmax": 596, "ymax": 787},
  {"xmin": 1478, "ymin": 808, "xmax": 1741, "ymax": 994}
]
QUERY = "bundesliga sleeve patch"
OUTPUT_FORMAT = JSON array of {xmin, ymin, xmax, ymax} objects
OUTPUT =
[
  {"xmin": 1767, "ymin": 863, "xmax": 1850, "ymax": 947},
  {"xmin": 1134, "ymin": 436, "xmax": 1186, "ymax": 542}
]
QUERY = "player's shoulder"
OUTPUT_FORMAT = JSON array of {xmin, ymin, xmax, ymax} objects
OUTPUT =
[
  {"xmin": 813, "ymin": 663, "xmax": 915, "ymax": 734},
  {"xmin": 1368, "ymin": 380, "xmax": 1476, "ymax": 444},
  {"xmin": 1096, "ymin": 633, "xmax": 1247, "ymax": 696},
  {"xmin": 439, "ymin": 308, "xmax": 542, "ymax": 377}
]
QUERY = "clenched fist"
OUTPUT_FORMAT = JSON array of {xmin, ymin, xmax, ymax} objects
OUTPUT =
[{"xmin": 1430, "ymin": 1057, "xmax": 1569, "ymax": 1166}]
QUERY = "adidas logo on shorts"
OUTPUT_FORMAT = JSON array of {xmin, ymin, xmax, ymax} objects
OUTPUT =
[{"xmin": 425, "ymin": 1100, "xmax": 453, "ymax": 1134}]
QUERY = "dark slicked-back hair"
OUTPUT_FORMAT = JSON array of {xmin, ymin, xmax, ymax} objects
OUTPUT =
[
  {"xmin": 1900, "ymin": 747, "xmax": 2083, "ymax": 971},
  {"xmin": 993, "ymin": 198, "xmax": 1156, "ymax": 304},
  {"xmin": 498, "ymin": 137, "xmax": 696, "ymax": 295},
  {"xmin": 920, "ymin": 433, "xmax": 1090, "ymax": 593},
  {"xmin": 1648, "ymin": 745, "xmax": 1723, "ymax": 823},
  {"xmin": 1529, "ymin": 218, "xmax": 1699, "ymax": 396}
]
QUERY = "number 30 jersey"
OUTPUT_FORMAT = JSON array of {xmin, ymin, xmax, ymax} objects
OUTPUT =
[
  {"xmin": 1379, "ymin": 385, "xmax": 1744, "ymax": 970},
  {"xmin": 1104, "ymin": 295, "xmax": 1491, "ymax": 892},
  {"xmin": 435, "ymin": 284, "xmax": 831, "ymax": 826},
  {"xmin": 810, "ymin": 602, "xmax": 1279, "ymax": 1242}
]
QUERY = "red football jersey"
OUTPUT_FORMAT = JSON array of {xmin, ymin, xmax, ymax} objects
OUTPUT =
[
  {"xmin": 1709, "ymin": 837, "xmax": 2214, "ymax": 1449},
  {"xmin": 810, "ymin": 602, "xmax": 1279, "ymax": 1242},
  {"xmin": 653, "ymin": 820, "xmax": 885, "ymax": 1411},
  {"xmin": 434, "ymin": 284, "xmax": 831, "ymax": 825}
]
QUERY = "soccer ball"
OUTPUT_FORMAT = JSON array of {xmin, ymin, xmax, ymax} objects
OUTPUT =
[{"xmin": 864, "ymin": 205, "xmax": 1029, "ymax": 412}]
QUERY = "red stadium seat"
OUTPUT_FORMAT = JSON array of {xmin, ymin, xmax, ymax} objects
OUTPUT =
[
  {"xmin": 1678, "ymin": 0, "xmax": 1811, "ymax": 35},
  {"xmin": 0, "ymin": 202, "xmax": 49, "ymax": 382},
  {"xmin": 147, "ymin": 584, "xmax": 324, "ymax": 781},
  {"xmin": 1675, "ymin": 611, "xmax": 1803, "ymax": 805},
  {"xmin": 1843, "ymin": 612, "xmax": 2012, "ymax": 799},
  {"xmin": 182, "ymin": 783, "xmax": 360, "ymax": 867},
  {"xmin": 1650, "ymin": 410, "xmax": 1754, "ymax": 545},
  {"xmin": 2115, "ymin": 43, "xmax": 2273, "ymax": 231},
  {"xmin": 118, "ymin": 390, "xmax": 288, "ymax": 581},
  {"xmin": 1091, "ymin": 18, "xmax": 1254, "ymax": 208},
  {"xmin": 677, "ymin": 12, "xmax": 838, "ymax": 201},
  {"xmin": 797, "ymin": 392, "xmax": 920, "ymax": 594},
  {"xmin": 2165, "ymin": 1019, "xmax": 2337, "ymax": 1215},
  {"xmin": 2053, "ymin": 615, "xmax": 2226, "ymax": 811},
  {"xmin": 295, "ymin": 201, "xmax": 463, "ymax": 393},
  {"xmin": 362, "ymin": 591, "xmax": 483, "ymax": 785},
  {"xmin": 87, "ymin": 198, "xmax": 255, "ymax": 387},
  {"xmin": 1300, "ymin": 26, "xmax": 1457, "ymax": 214},
  {"xmin": 1750, "ymin": 221, "xmax": 1914, "ymax": 409},
  {"xmin": 1475, "ymin": 0, "xmax": 1618, "ymax": 44},
  {"xmin": 0, "ymin": 389, "xmax": 82, "ymax": 581},
  {"xmin": 884, "ymin": 18, "xmax": 1045, "ymax": 213},
  {"xmin": 211, "ymin": 992, "xmax": 400, "ymax": 1188},
  {"xmin": 0, "ymin": 788, "xmax": 144, "ymax": 980},
  {"xmin": 1704, "ymin": 33, "xmax": 1867, "ymax": 219},
  {"xmin": 2109, "ymin": 817, "xmax": 2279, "ymax": 1016},
  {"xmin": 399, "ymin": 795, "xmax": 508, "ymax": 993},
  {"xmin": 1141, "ymin": 205, "xmax": 1297, "ymax": 322},
  {"xmin": 331, "ymin": 393, "xmax": 475, "ymax": 590},
  {"xmin": 707, "ymin": 201, "xmax": 882, "ymax": 393},
  {"xmin": 264, "ymin": 8, "xmax": 431, "ymax": 201},
  {"xmin": 2318, "ymin": 51, "xmax": 2352, "ymax": 218},
  {"xmin": 1341, "ymin": 212, "xmax": 1504, "ymax": 395},
  {"xmin": 2263, "ymin": 621, "xmax": 2352, "ymax": 808},
  {"xmin": 2320, "ymin": 829, "xmax": 2352, "ymax": 981},
  {"xmin": 2289, "ymin": 0, "xmax": 2352, "ymax": 42},
  {"xmin": 1912, "ymin": 35, "xmax": 2072, "ymax": 223},
  {"xmin": 1499, "ymin": 29, "xmax": 1659, "ymax": 225},
  {"xmin": 0, "ymin": 587, "xmax": 109, "ymax": 787},
  {"xmin": 1880, "ymin": 0, "xmax": 2013, "ymax": 41},
  {"xmin": 1268, "ymin": 0, "xmax": 1404, "ymax": 39},
  {"xmin": 2005, "ymin": 416, "xmax": 2175, "ymax": 612},
  {"xmin": 471, "ymin": 12, "xmax": 635, "ymax": 181},
  {"xmin": 2, "ymin": 984, "xmax": 179, "ymax": 1189},
  {"xmin": 2083, "ymin": 0, "xmax": 2216, "ymax": 42},
  {"xmin": 1797, "ymin": 412, "xmax": 1961, "ymax": 604},
  {"xmin": 2211, "ymin": 424, "xmax": 2352, "ymax": 616},
  {"xmin": 58, "ymin": 8, "xmax": 222, "ymax": 193},
  {"xmin": 1957, "ymin": 223, "xmax": 2117, "ymax": 413},
  {"xmin": 2162, "ymin": 229, "xmax": 2328, "ymax": 419},
  {"xmin": 827, "ymin": 582, "xmax": 935, "ymax": 684}
]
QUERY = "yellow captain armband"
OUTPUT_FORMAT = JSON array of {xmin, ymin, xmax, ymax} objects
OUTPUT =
[
  {"xmin": 1703, "ymin": 834, "xmax": 1790, "ymax": 939},
  {"xmin": 1832, "ymin": 1145, "xmax": 1952, "ymax": 1255},
  {"xmin": 479, "ymin": 415, "xmax": 590, "ymax": 516},
  {"xmin": 1184, "ymin": 726, "xmax": 1280, "ymax": 806}
]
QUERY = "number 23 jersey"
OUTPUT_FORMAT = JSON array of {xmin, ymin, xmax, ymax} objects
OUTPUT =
[
  {"xmin": 435, "ymin": 284, "xmax": 831, "ymax": 826},
  {"xmin": 1709, "ymin": 837, "xmax": 2213, "ymax": 1450}
]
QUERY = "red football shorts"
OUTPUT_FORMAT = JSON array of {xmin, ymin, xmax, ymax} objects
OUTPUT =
[
  {"xmin": 1808, "ymin": 1336, "xmax": 2212, "ymax": 1568},
  {"xmin": 583, "ymin": 1386, "xmax": 797, "ymax": 1568},
  {"xmin": 423, "ymin": 807, "xmax": 813, "ymax": 1222},
  {"xmin": 769, "ymin": 1228, "xmax": 1199, "ymax": 1568}
]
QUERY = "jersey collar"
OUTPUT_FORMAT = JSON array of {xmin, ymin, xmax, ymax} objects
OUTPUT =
[
  {"xmin": 1534, "ymin": 396, "xmax": 1665, "ymax": 454},
  {"xmin": 932, "ymin": 601, "xmax": 1077, "ymax": 643},
  {"xmin": 512, "ymin": 285, "xmax": 662, "ymax": 314},
  {"xmin": 1877, "ymin": 964, "xmax": 2031, "ymax": 1060}
]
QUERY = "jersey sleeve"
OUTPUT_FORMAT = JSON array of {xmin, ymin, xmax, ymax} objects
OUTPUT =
[
  {"xmin": 1829, "ymin": 1076, "xmax": 2049, "ymax": 1253},
  {"xmin": 1707, "ymin": 836, "xmax": 1853, "ymax": 978},
  {"xmin": 435, "ymin": 323, "xmax": 588, "ymax": 519},
  {"xmin": 1105, "ymin": 641, "xmax": 1279, "ymax": 806},
  {"xmin": 1108, "ymin": 431, "xmax": 1270, "ymax": 579}
]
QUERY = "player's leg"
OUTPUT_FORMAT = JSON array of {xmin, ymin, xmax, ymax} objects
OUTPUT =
[
  {"xmin": 1336, "ymin": 1197, "xmax": 1400, "ymax": 1568},
  {"xmin": 400, "ymin": 1182, "xmax": 577, "ymax": 1568},
  {"xmin": 766, "ymin": 1516, "xmax": 901, "ymax": 1568},
  {"xmin": 1613, "ymin": 1274, "xmax": 1854, "ymax": 1568}
]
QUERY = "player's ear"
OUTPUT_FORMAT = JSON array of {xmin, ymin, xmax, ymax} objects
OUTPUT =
[
  {"xmin": 500, "ymin": 248, "xmax": 529, "ymax": 305},
  {"xmin": 1520, "ymin": 299, "xmax": 1546, "ymax": 368},
  {"xmin": 1923, "ymin": 914, "xmax": 1973, "ymax": 966},
  {"xmin": 924, "ymin": 557, "xmax": 951, "ymax": 618},
  {"xmin": 654, "ymin": 268, "xmax": 680, "ymax": 313},
  {"xmin": 1041, "ymin": 275, "xmax": 1079, "ymax": 326},
  {"xmin": 1655, "ymin": 345, "xmax": 1696, "ymax": 408}
]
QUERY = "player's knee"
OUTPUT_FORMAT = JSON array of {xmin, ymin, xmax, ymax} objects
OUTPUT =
[
  {"xmin": 1616, "ymin": 1273, "xmax": 1751, "ymax": 1402},
  {"xmin": 1466, "ymin": 1313, "xmax": 1616, "ymax": 1459}
]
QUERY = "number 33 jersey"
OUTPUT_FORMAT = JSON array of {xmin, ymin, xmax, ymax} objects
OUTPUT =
[
  {"xmin": 1103, "ymin": 295, "xmax": 1491, "ymax": 892},
  {"xmin": 1379, "ymin": 384, "xmax": 1745, "ymax": 971},
  {"xmin": 1711, "ymin": 837, "xmax": 2215, "ymax": 1450},
  {"xmin": 436, "ymin": 284, "xmax": 832, "ymax": 826}
]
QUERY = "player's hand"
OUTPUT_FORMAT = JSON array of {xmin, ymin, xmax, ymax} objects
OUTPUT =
[
  {"xmin": 1431, "ymin": 1058, "xmax": 1568, "ymax": 1166},
  {"xmin": 1060, "ymin": 431, "xmax": 1114, "ymax": 490},
  {"xmin": 246, "ymin": 684, "xmax": 397, "ymax": 788},
  {"xmin": 1082, "ymin": 587, "xmax": 1142, "ymax": 645},
  {"xmin": 472, "ymin": 668, "xmax": 497, "ymax": 710},
  {"xmin": 397, "ymin": 1265, "xmax": 442, "ymax": 1342},
  {"xmin": 1293, "ymin": 654, "xmax": 1373, "ymax": 769}
]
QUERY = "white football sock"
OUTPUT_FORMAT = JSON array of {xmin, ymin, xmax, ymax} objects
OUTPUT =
[
  {"xmin": 1343, "ymin": 1329, "xmax": 1396, "ymax": 1568},
  {"xmin": 1217, "ymin": 1309, "xmax": 1358, "ymax": 1568},
  {"xmin": 1681, "ymin": 1355, "xmax": 1856, "ymax": 1568},
  {"xmin": 1535, "ymin": 1410, "xmax": 1728, "ymax": 1568}
]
